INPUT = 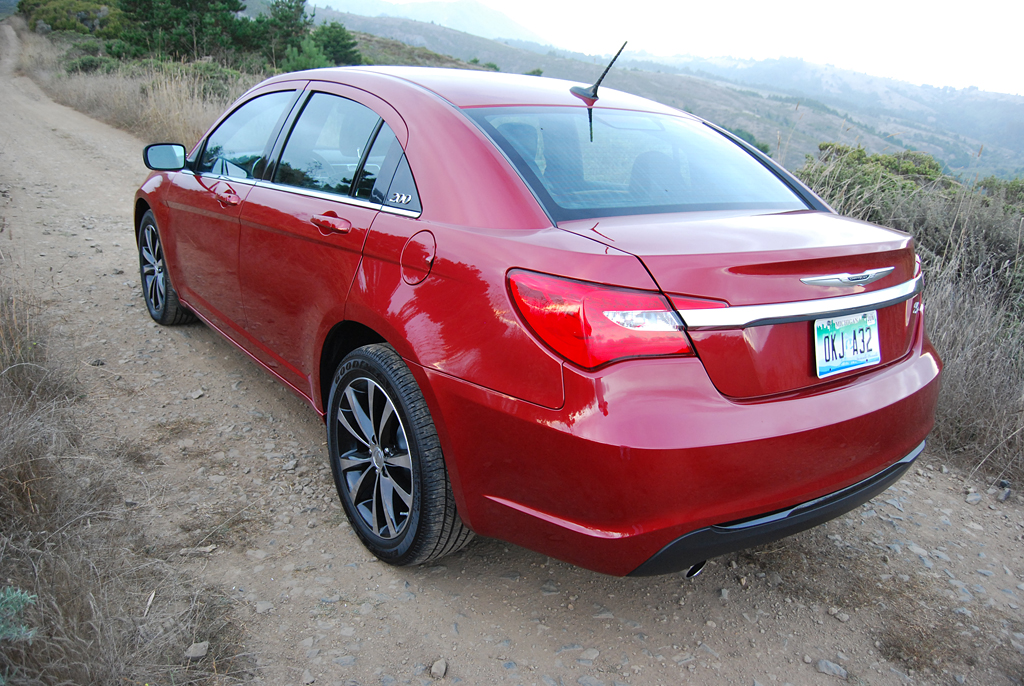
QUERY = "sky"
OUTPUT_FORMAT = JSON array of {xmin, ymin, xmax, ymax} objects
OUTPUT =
[{"xmin": 378, "ymin": 0, "xmax": 1024, "ymax": 96}]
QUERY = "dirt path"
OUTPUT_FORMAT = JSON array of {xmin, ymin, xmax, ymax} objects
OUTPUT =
[{"xmin": 2, "ymin": 22, "xmax": 1024, "ymax": 686}]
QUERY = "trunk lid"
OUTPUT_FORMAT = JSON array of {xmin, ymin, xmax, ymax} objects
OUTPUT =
[{"xmin": 558, "ymin": 210, "xmax": 922, "ymax": 398}]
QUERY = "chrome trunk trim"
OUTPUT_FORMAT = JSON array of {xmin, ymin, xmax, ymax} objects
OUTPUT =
[{"xmin": 679, "ymin": 274, "xmax": 923, "ymax": 330}]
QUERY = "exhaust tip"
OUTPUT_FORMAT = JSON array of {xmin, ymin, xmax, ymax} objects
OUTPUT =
[{"xmin": 684, "ymin": 560, "xmax": 706, "ymax": 578}]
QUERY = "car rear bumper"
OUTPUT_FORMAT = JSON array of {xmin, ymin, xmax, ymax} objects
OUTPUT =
[
  {"xmin": 414, "ymin": 316, "xmax": 941, "ymax": 576},
  {"xmin": 628, "ymin": 441, "xmax": 922, "ymax": 576}
]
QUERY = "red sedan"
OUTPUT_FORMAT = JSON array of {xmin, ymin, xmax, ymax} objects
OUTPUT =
[{"xmin": 135, "ymin": 67, "xmax": 940, "ymax": 576}]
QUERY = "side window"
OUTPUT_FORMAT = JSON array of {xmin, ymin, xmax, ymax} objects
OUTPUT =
[
  {"xmin": 383, "ymin": 156, "xmax": 421, "ymax": 213},
  {"xmin": 198, "ymin": 91, "xmax": 293, "ymax": 179},
  {"xmin": 274, "ymin": 93, "xmax": 381, "ymax": 196},
  {"xmin": 355, "ymin": 124, "xmax": 400, "ymax": 203}
]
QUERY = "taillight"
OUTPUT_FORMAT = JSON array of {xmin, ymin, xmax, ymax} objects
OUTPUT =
[{"xmin": 508, "ymin": 270, "xmax": 697, "ymax": 369}]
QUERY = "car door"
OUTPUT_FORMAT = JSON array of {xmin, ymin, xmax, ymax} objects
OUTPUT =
[
  {"xmin": 238, "ymin": 84, "xmax": 408, "ymax": 396},
  {"xmin": 161, "ymin": 86, "xmax": 299, "ymax": 333}
]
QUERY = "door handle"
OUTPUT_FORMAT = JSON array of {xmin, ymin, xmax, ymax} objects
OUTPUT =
[
  {"xmin": 311, "ymin": 213, "xmax": 352, "ymax": 235},
  {"xmin": 217, "ymin": 192, "xmax": 241, "ymax": 206}
]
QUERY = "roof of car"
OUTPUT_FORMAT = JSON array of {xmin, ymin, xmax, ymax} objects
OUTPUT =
[{"xmin": 277, "ymin": 66, "xmax": 687, "ymax": 115}]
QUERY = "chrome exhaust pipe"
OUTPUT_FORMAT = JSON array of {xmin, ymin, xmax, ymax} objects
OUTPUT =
[{"xmin": 685, "ymin": 560, "xmax": 706, "ymax": 578}]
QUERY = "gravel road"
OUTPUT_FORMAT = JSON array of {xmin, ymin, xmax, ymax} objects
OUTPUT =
[{"xmin": 2, "ymin": 21, "xmax": 1023, "ymax": 686}]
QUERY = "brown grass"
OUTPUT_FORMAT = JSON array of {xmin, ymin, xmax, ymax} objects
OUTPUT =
[
  {"xmin": 0, "ymin": 273, "xmax": 244, "ymax": 685},
  {"xmin": 15, "ymin": 30, "xmax": 257, "ymax": 147}
]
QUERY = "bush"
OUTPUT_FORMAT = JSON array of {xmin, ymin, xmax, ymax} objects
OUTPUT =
[
  {"xmin": 280, "ymin": 35, "xmax": 330, "ymax": 72},
  {"xmin": 64, "ymin": 53, "xmax": 117, "ymax": 72}
]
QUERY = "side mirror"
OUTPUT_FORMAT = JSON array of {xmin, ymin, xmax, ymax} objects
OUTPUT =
[{"xmin": 143, "ymin": 143, "xmax": 186, "ymax": 171}]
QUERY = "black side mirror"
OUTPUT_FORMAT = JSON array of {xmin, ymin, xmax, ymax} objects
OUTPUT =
[{"xmin": 143, "ymin": 143, "xmax": 187, "ymax": 171}]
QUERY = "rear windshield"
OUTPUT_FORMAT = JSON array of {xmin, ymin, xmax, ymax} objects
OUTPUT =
[{"xmin": 465, "ymin": 106, "xmax": 807, "ymax": 222}]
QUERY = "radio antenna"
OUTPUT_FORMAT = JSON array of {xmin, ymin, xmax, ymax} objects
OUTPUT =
[{"xmin": 570, "ymin": 41, "xmax": 627, "ymax": 141}]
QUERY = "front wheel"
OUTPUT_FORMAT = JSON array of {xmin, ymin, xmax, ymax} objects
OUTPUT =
[
  {"xmin": 138, "ymin": 210, "xmax": 194, "ymax": 325},
  {"xmin": 327, "ymin": 344, "xmax": 472, "ymax": 565}
]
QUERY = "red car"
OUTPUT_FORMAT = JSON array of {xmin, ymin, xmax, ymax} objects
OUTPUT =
[{"xmin": 135, "ymin": 67, "xmax": 940, "ymax": 577}]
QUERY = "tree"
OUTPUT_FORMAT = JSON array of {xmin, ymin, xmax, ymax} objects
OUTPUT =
[
  {"xmin": 280, "ymin": 35, "xmax": 329, "ymax": 72},
  {"xmin": 264, "ymin": 0, "xmax": 313, "ymax": 67},
  {"xmin": 117, "ymin": 0, "xmax": 251, "ymax": 60},
  {"xmin": 312, "ymin": 21, "xmax": 360, "ymax": 66}
]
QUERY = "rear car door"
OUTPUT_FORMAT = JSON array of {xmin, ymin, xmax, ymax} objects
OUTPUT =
[
  {"xmin": 162, "ymin": 86, "xmax": 299, "ymax": 333},
  {"xmin": 238, "ymin": 83, "xmax": 409, "ymax": 396}
]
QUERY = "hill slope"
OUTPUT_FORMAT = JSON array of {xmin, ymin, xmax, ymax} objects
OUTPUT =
[{"xmin": 311, "ymin": 12, "xmax": 1021, "ymax": 177}]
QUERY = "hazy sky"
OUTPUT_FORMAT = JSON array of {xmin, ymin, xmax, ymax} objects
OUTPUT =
[{"xmin": 382, "ymin": 0, "xmax": 1024, "ymax": 96}]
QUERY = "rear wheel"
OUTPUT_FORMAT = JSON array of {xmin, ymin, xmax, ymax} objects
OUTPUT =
[
  {"xmin": 327, "ymin": 344, "xmax": 472, "ymax": 565},
  {"xmin": 138, "ymin": 210, "xmax": 194, "ymax": 325}
]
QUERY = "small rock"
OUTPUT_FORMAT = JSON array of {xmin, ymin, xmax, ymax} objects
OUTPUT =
[
  {"xmin": 540, "ymin": 579, "xmax": 559, "ymax": 595},
  {"xmin": 246, "ymin": 549, "xmax": 268, "ymax": 560},
  {"xmin": 190, "ymin": 389, "xmax": 204, "ymax": 399},
  {"xmin": 333, "ymin": 655, "xmax": 356, "ymax": 666},
  {"xmin": 836, "ymin": 612, "xmax": 850, "ymax": 623},
  {"xmin": 580, "ymin": 648, "xmax": 599, "ymax": 660},
  {"xmin": 431, "ymin": 658, "xmax": 447, "ymax": 678},
  {"xmin": 302, "ymin": 669, "xmax": 314, "ymax": 684},
  {"xmin": 283, "ymin": 459, "xmax": 297, "ymax": 470},
  {"xmin": 89, "ymin": 359, "xmax": 105, "ymax": 366},
  {"xmin": 255, "ymin": 601, "xmax": 273, "ymax": 614},
  {"xmin": 184, "ymin": 641, "xmax": 209, "ymax": 659},
  {"xmin": 816, "ymin": 659, "xmax": 848, "ymax": 679},
  {"xmin": 209, "ymin": 475, "xmax": 226, "ymax": 484},
  {"xmin": 719, "ymin": 588, "xmax": 729, "ymax": 600},
  {"xmin": 803, "ymin": 655, "xmax": 812, "ymax": 664},
  {"xmin": 179, "ymin": 544, "xmax": 217, "ymax": 556},
  {"xmin": 998, "ymin": 488, "xmax": 1012, "ymax": 502},
  {"xmin": 966, "ymin": 493, "xmax": 982, "ymax": 505}
]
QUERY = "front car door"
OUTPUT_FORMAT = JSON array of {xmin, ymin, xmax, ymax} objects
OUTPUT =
[{"xmin": 162, "ymin": 86, "xmax": 299, "ymax": 333}]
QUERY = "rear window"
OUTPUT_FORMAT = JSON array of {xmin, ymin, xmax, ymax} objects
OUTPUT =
[{"xmin": 466, "ymin": 106, "xmax": 807, "ymax": 222}]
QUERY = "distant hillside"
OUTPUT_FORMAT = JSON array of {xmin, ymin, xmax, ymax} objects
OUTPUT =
[
  {"xmin": 353, "ymin": 31, "xmax": 480, "ymax": 70},
  {"xmin": 312, "ymin": 11, "xmax": 1016, "ymax": 174},
  {"xmin": 618, "ymin": 55, "xmax": 1024, "ymax": 178},
  {"xmin": 316, "ymin": 0, "xmax": 545, "ymax": 44}
]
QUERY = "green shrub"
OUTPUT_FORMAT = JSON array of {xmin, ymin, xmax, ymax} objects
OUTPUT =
[
  {"xmin": 0, "ymin": 588, "xmax": 35, "ymax": 644},
  {"xmin": 64, "ymin": 53, "xmax": 117, "ymax": 72},
  {"xmin": 280, "ymin": 35, "xmax": 330, "ymax": 72}
]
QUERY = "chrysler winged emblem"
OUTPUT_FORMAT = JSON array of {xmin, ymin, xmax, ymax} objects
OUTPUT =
[{"xmin": 800, "ymin": 267, "xmax": 894, "ymax": 288}]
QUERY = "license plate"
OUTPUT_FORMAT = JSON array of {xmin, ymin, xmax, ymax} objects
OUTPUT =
[{"xmin": 814, "ymin": 311, "xmax": 880, "ymax": 378}]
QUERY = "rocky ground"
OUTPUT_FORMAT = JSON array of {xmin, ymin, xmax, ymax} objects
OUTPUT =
[{"xmin": 1, "ymin": 20, "xmax": 1023, "ymax": 686}]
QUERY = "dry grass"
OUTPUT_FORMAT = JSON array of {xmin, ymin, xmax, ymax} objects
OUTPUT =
[
  {"xmin": 0, "ymin": 274, "xmax": 244, "ymax": 685},
  {"xmin": 16, "ymin": 29, "xmax": 258, "ymax": 147},
  {"xmin": 798, "ymin": 147, "xmax": 1024, "ymax": 483}
]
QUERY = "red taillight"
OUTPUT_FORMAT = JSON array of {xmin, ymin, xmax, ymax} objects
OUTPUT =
[{"xmin": 508, "ymin": 270, "xmax": 697, "ymax": 369}]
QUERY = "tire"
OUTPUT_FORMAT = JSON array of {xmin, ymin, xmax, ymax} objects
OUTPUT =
[
  {"xmin": 138, "ymin": 210, "xmax": 194, "ymax": 325},
  {"xmin": 327, "ymin": 344, "xmax": 473, "ymax": 565}
]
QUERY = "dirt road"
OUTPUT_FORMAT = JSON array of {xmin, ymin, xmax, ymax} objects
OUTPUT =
[{"xmin": 2, "ymin": 21, "xmax": 1023, "ymax": 686}]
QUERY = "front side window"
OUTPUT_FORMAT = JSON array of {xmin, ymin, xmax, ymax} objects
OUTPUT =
[
  {"xmin": 467, "ymin": 106, "xmax": 808, "ymax": 221},
  {"xmin": 198, "ymin": 91, "xmax": 294, "ymax": 179},
  {"xmin": 274, "ymin": 93, "xmax": 382, "ymax": 196}
]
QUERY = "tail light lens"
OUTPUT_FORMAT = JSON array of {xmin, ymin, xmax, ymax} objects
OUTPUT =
[{"xmin": 508, "ymin": 270, "xmax": 699, "ymax": 369}]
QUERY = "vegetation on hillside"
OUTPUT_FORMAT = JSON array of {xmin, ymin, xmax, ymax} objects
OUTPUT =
[
  {"xmin": 16, "ymin": 0, "xmax": 362, "ymax": 70},
  {"xmin": 798, "ymin": 144, "xmax": 1024, "ymax": 481}
]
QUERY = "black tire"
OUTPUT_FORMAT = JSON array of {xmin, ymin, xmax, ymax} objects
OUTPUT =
[
  {"xmin": 327, "ymin": 344, "xmax": 473, "ymax": 565},
  {"xmin": 138, "ymin": 210, "xmax": 194, "ymax": 325}
]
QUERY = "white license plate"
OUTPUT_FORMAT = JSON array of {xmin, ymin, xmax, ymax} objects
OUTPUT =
[{"xmin": 814, "ymin": 311, "xmax": 880, "ymax": 378}]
